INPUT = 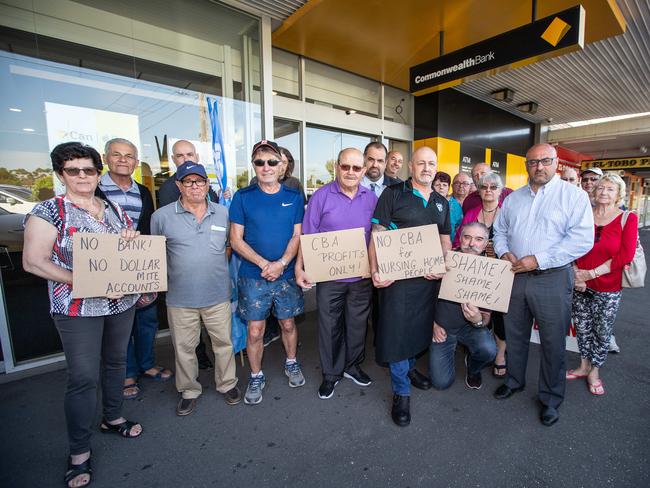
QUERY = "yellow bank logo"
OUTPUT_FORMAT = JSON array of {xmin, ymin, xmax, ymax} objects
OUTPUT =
[{"xmin": 541, "ymin": 17, "xmax": 571, "ymax": 47}]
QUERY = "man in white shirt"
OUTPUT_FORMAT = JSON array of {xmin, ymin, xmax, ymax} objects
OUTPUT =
[{"xmin": 492, "ymin": 143, "xmax": 594, "ymax": 427}]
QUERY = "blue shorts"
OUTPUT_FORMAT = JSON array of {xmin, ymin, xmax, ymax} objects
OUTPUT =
[{"xmin": 237, "ymin": 277, "xmax": 304, "ymax": 321}]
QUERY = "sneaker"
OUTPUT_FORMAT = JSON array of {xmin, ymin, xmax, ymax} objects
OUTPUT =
[
  {"xmin": 176, "ymin": 397, "xmax": 198, "ymax": 416},
  {"xmin": 263, "ymin": 331, "xmax": 281, "ymax": 348},
  {"xmin": 343, "ymin": 368, "xmax": 372, "ymax": 386},
  {"xmin": 465, "ymin": 371, "xmax": 482, "ymax": 390},
  {"xmin": 285, "ymin": 361, "xmax": 306, "ymax": 388},
  {"xmin": 244, "ymin": 375, "xmax": 265, "ymax": 405},
  {"xmin": 608, "ymin": 336, "xmax": 621, "ymax": 353},
  {"xmin": 224, "ymin": 386, "xmax": 242, "ymax": 405},
  {"xmin": 318, "ymin": 379, "xmax": 339, "ymax": 399}
]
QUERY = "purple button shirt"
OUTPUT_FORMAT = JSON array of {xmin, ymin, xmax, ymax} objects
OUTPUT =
[{"xmin": 302, "ymin": 180, "xmax": 378, "ymax": 282}]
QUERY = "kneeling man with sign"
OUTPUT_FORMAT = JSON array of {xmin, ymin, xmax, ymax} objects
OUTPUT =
[{"xmin": 430, "ymin": 222, "xmax": 506, "ymax": 391}]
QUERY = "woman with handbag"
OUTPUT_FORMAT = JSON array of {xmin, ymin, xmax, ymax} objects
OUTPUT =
[
  {"xmin": 568, "ymin": 174, "xmax": 638, "ymax": 395},
  {"xmin": 23, "ymin": 142, "xmax": 143, "ymax": 487}
]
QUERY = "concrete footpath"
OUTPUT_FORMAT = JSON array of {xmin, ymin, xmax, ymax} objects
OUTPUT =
[{"xmin": 1, "ymin": 231, "xmax": 649, "ymax": 488}]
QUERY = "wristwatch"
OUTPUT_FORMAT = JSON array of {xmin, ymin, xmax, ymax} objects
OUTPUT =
[
  {"xmin": 279, "ymin": 258, "xmax": 288, "ymax": 269},
  {"xmin": 471, "ymin": 320, "xmax": 484, "ymax": 328}
]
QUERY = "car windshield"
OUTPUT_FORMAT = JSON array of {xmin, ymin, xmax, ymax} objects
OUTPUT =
[{"xmin": 1, "ymin": 187, "xmax": 37, "ymax": 202}]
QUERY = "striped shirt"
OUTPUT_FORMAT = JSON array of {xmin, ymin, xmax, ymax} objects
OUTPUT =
[
  {"xmin": 493, "ymin": 175, "xmax": 594, "ymax": 270},
  {"xmin": 99, "ymin": 172, "xmax": 142, "ymax": 229}
]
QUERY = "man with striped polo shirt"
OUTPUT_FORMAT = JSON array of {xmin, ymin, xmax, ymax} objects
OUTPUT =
[{"xmin": 98, "ymin": 138, "xmax": 173, "ymax": 399}]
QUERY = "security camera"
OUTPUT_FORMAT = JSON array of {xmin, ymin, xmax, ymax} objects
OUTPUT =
[{"xmin": 546, "ymin": 118, "xmax": 553, "ymax": 123}]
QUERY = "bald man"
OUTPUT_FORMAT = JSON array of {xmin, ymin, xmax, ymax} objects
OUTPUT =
[
  {"xmin": 296, "ymin": 148, "xmax": 378, "ymax": 399},
  {"xmin": 158, "ymin": 140, "xmax": 222, "ymax": 207},
  {"xmin": 462, "ymin": 162, "xmax": 514, "ymax": 213},
  {"xmin": 384, "ymin": 150, "xmax": 404, "ymax": 181},
  {"xmin": 493, "ymin": 143, "xmax": 594, "ymax": 427},
  {"xmin": 561, "ymin": 167, "xmax": 579, "ymax": 186},
  {"xmin": 369, "ymin": 146, "xmax": 452, "ymax": 426}
]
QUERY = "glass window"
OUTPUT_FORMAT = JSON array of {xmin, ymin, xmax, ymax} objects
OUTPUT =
[
  {"xmin": 305, "ymin": 125, "xmax": 374, "ymax": 195},
  {"xmin": 304, "ymin": 59, "xmax": 379, "ymax": 117},
  {"xmin": 272, "ymin": 49, "xmax": 300, "ymax": 99},
  {"xmin": 0, "ymin": 0, "xmax": 261, "ymax": 365},
  {"xmin": 274, "ymin": 119, "xmax": 302, "ymax": 180},
  {"xmin": 384, "ymin": 86, "xmax": 411, "ymax": 124}
]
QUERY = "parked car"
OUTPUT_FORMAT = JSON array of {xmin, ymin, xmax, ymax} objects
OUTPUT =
[{"xmin": 0, "ymin": 184, "xmax": 38, "ymax": 215}]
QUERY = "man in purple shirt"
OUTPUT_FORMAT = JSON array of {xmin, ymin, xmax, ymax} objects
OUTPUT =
[
  {"xmin": 295, "ymin": 148, "xmax": 378, "ymax": 400},
  {"xmin": 462, "ymin": 162, "xmax": 514, "ymax": 213}
]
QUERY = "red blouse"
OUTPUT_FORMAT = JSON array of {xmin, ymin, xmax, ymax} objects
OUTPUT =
[{"xmin": 576, "ymin": 212, "xmax": 639, "ymax": 292}]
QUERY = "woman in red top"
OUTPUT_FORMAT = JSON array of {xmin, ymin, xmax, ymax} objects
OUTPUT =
[{"xmin": 568, "ymin": 174, "xmax": 638, "ymax": 395}]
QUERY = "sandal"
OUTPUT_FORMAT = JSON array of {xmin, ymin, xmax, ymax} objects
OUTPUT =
[
  {"xmin": 492, "ymin": 364, "xmax": 507, "ymax": 378},
  {"xmin": 64, "ymin": 455, "xmax": 92, "ymax": 487},
  {"xmin": 566, "ymin": 369, "xmax": 589, "ymax": 380},
  {"xmin": 588, "ymin": 379, "xmax": 605, "ymax": 396},
  {"xmin": 122, "ymin": 382, "xmax": 140, "ymax": 400},
  {"xmin": 141, "ymin": 366, "xmax": 173, "ymax": 382},
  {"xmin": 100, "ymin": 419, "xmax": 143, "ymax": 438}
]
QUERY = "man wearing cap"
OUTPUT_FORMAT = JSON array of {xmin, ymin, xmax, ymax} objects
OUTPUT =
[
  {"xmin": 97, "ymin": 137, "xmax": 173, "ymax": 400},
  {"xmin": 462, "ymin": 162, "xmax": 514, "ymax": 214},
  {"xmin": 151, "ymin": 161, "xmax": 241, "ymax": 416},
  {"xmin": 580, "ymin": 167, "xmax": 603, "ymax": 199},
  {"xmin": 295, "ymin": 148, "xmax": 378, "ymax": 399},
  {"xmin": 384, "ymin": 150, "xmax": 404, "ymax": 182},
  {"xmin": 230, "ymin": 140, "xmax": 306, "ymax": 405}
]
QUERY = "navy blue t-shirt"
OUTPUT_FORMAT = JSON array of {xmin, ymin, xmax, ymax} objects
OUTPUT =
[{"xmin": 229, "ymin": 184, "xmax": 304, "ymax": 279}]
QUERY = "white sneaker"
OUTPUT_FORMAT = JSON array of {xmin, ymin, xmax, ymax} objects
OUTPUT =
[{"xmin": 608, "ymin": 335, "xmax": 621, "ymax": 354}]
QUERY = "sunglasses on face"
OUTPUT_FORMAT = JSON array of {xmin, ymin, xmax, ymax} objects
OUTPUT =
[
  {"xmin": 253, "ymin": 159, "xmax": 280, "ymax": 167},
  {"xmin": 479, "ymin": 185, "xmax": 499, "ymax": 191},
  {"xmin": 62, "ymin": 167, "xmax": 99, "ymax": 176},
  {"xmin": 338, "ymin": 164, "xmax": 364, "ymax": 172},
  {"xmin": 562, "ymin": 177, "xmax": 577, "ymax": 182},
  {"xmin": 583, "ymin": 177, "xmax": 600, "ymax": 182},
  {"xmin": 525, "ymin": 157, "xmax": 556, "ymax": 167}
]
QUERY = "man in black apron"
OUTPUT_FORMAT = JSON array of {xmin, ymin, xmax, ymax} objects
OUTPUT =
[{"xmin": 369, "ymin": 146, "xmax": 452, "ymax": 426}]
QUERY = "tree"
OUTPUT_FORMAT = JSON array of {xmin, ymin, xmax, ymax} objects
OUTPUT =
[
  {"xmin": 0, "ymin": 168, "xmax": 20, "ymax": 185},
  {"xmin": 32, "ymin": 175, "xmax": 55, "ymax": 201}
]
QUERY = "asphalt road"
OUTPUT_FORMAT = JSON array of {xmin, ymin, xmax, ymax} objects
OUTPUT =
[{"xmin": 1, "ymin": 230, "xmax": 649, "ymax": 488}]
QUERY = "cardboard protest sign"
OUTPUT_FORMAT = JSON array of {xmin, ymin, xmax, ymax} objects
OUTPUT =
[
  {"xmin": 438, "ymin": 251, "xmax": 514, "ymax": 313},
  {"xmin": 372, "ymin": 224, "xmax": 445, "ymax": 281},
  {"xmin": 72, "ymin": 233, "xmax": 167, "ymax": 298},
  {"xmin": 300, "ymin": 228, "xmax": 370, "ymax": 283}
]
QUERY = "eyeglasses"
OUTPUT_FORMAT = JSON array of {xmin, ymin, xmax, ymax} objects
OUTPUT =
[
  {"xmin": 181, "ymin": 178, "xmax": 207, "ymax": 188},
  {"xmin": 62, "ymin": 167, "xmax": 99, "ymax": 176},
  {"xmin": 253, "ymin": 159, "xmax": 280, "ymax": 167},
  {"xmin": 479, "ymin": 185, "xmax": 499, "ymax": 191},
  {"xmin": 561, "ymin": 177, "xmax": 577, "ymax": 182},
  {"xmin": 525, "ymin": 157, "xmax": 556, "ymax": 167},
  {"xmin": 453, "ymin": 182, "xmax": 471, "ymax": 187},
  {"xmin": 339, "ymin": 164, "xmax": 364, "ymax": 172},
  {"xmin": 595, "ymin": 225, "xmax": 603, "ymax": 243},
  {"xmin": 582, "ymin": 176, "xmax": 600, "ymax": 183}
]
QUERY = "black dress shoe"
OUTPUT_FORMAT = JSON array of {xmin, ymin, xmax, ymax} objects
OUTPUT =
[
  {"xmin": 407, "ymin": 369, "xmax": 432, "ymax": 390},
  {"xmin": 540, "ymin": 405, "xmax": 559, "ymax": 426},
  {"xmin": 391, "ymin": 395, "xmax": 410, "ymax": 427},
  {"xmin": 494, "ymin": 384, "xmax": 524, "ymax": 400}
]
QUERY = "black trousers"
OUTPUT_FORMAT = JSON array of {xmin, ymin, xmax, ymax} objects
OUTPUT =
[
  {"xmin": 316, "ymin": 279, "xmax": 372, "ymax": 381},
  {"xmin": 53, "ymin": 306, "xmax": 136, "ymax": 454},
  {"xmin": 503, "ymin": 267, "xmax": 573, "ymax": 408}
]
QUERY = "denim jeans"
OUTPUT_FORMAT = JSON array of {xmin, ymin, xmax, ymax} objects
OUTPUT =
[
  {"xmin": 389, "ymin": 358, "xmax": 416, "ymax": 395},
  {"xmin": 126, "ymin": 303, "xmax": 159, "ymax": 379},
  {"xmin": 428, "ymin": 325, "xmax": 496, "ymax": 390}
]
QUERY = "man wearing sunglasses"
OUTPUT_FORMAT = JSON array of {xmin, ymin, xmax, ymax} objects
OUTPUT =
[
  {"xmin": 560, "ymin": 167, "xmax": 580, "ymax": 186},
  {"xmin": 295, "ymin": 148, "xmax": 378, "ymax": 400},
  {"xmin": 230, "ymin": 140, "xmax": 306, "ymax": 405},
  {"xmin": 97, "ymin": 138, "xmax": 173, "ymax": 400},
  {"xmin": 492, "ymin": 143, "xmax": 594, "ymax": 427},
  {"xmin": 151, "ymin": 162, "xmax": 241, "ymax": 416},
  {"xmin": 580, "ymin": 167, "xmax": 603, "ymax": 197}
]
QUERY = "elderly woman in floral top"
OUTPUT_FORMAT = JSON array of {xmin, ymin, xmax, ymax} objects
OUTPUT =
[{"xmin": 23, "ymin": 142, "xmax": 144, "ymax": 488}]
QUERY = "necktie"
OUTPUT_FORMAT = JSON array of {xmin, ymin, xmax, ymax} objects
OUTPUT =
[{"xmin": 370, "ymin": 183, "xmax": 377, "ymax": 194}]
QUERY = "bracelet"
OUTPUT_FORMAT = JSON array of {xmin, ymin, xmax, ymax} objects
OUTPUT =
[{"xmin": 279, "ymin": 258, "xmax": 288, "ymax": 269}]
